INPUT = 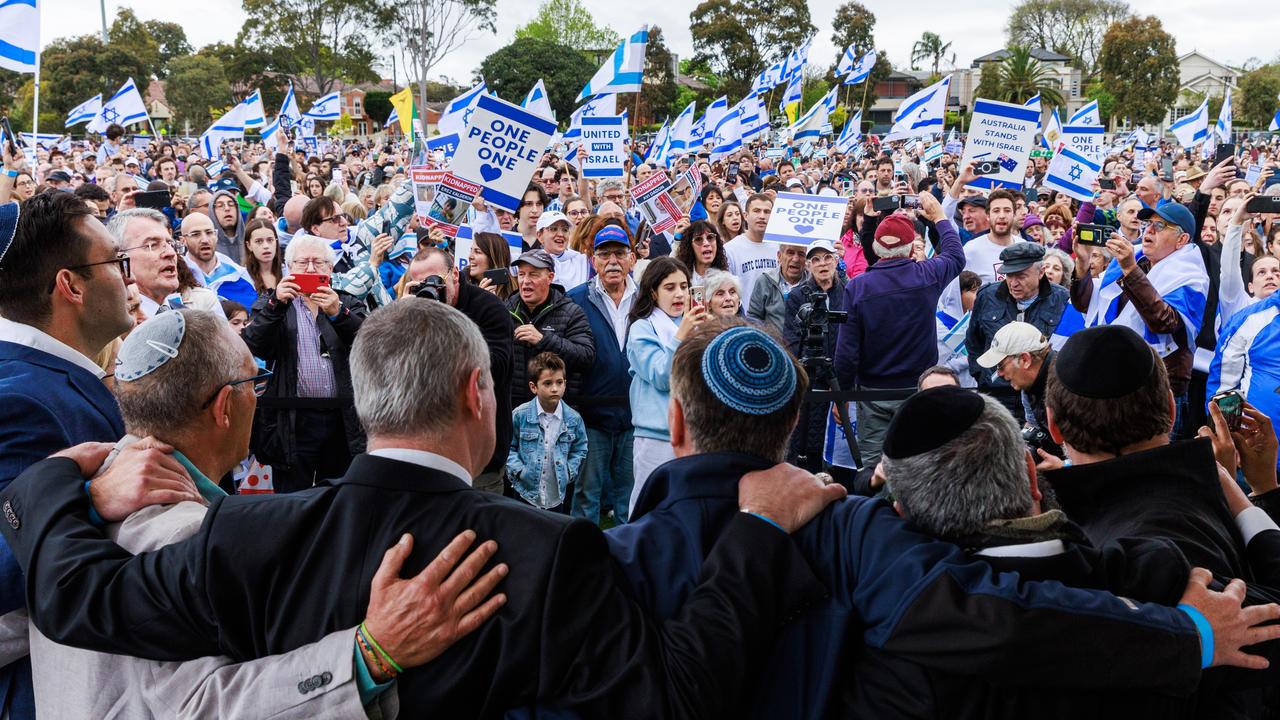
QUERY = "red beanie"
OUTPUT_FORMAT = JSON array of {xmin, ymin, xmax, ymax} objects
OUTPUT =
[{"xmin": 874, "ymin": 213, "xmax": 916, "ymax": 249}]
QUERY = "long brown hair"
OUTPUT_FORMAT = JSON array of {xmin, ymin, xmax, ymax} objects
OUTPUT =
[
  {"xmin": 674, "ymin": 220, "xmax": 727, "ymax": 275},
  {"xmin": 469, "ymin": 232, "xmax": 516, "ymax": 299},
  {"xmin": 628, "ymin": 255, "xmax": 689, "ymax": 327},
  {"xmin": 243, "ymin": 218, "xmax": 283, "ymax": 294}
]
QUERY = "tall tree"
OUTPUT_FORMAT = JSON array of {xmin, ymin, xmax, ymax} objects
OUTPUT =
[
  {"xmin": 995, "ymin": 46, "xmax": 1065, "ymax": 105},
  {"xmin": 689, "ymin": 0, "xmax": 815, "ymax": 100},
  {"xmin": 830, "ymin": 2, "xmax": 876, "ymax": 73},
  {"xmin": 143, "ymin": 21, "xmax": 193, "ymax": 78},
  {"xmin": 910, "ymin": 32, "xmax": 954, "ymax": 76},
  {"xmin": 1007, "ymin": 0, "xmax": 1130, "ymax": 77},
  {"xmin": 164, "ymin": 55, "xmax": 232, "ymax": 129},
  {"xmin": 38, "ymin": 35, "xmax": 149, "ymax": 118},
  {"xmin": 107, "ymin": 9, "xmax": 161, "ymax": 82},
  {"xmin": 238, "ymin": 0, "xmax": 383, "ymax": 99},
  {"xmin": 514, "ymin": 0, "xmax": 619, "ymax": 50},
  {"xmin": 477, "ymin": 38, "xmax": 594, "ymax": 122},
  {"xmin": 200, "ymin": 41, "xmax": 288, "ymax": 110},
  {"xmin": 1097, "ymin": 15, "xmax": 1179, "ymax": 125},
  {"xmin": 1239, "ymin": 65, "xmax": 1280, "ymax": 129},
  {"xmin": 639, "ymin": 26, "xmax": 678, "ymax": 125},
  {"xmin": 382, "ymin": 0, "xmax": 497, "ymax": 133}
]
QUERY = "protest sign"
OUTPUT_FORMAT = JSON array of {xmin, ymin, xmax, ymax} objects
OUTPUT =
[
  {"xmin": 424, "ymin": 174, "xmax": 481, "ymax": 238},
  {"xmin": 409, "ymin": 166, "xmax": 446, "ymax": 224},
  {"xmin": 629, "ymin": 172, "xmax": 682, "ymax": 233},
  {"xmin": 668, "ymin": 168, "xmax": 704, "ymax": 215},
  {"xmin": 945, "ymin": 140, "xmax": 965, "ymax": 156},
  {"xmin": 764, "ymin": 146, "xmax": 786, "ymax": 158},
  {"xmin": 959, "ymin": 99, "xmax": 1039, "ymax": 191},
  {"xmin": 762, "ymin": 191, "xmax": 847, "ymax": 248},
  {"xmin": 580, "ymin": 115, "xmax": 627, "ymax": 178},
  {"xmin": 1246, "ymin": 164, "xmax": 1262, "ymax": 186},
  {"xmin": 453, "ymin": 225, "xmax": 474, "ymax": 273},
  {"xmin": 1059, "ymin": 124, "xmax": 1106, "ymax": 162},
  {"xmin": 500, "ymin": 231, "xmax": 524, "ymax": 251},
  {"xmin": 427, "ymin": 133, "xmax": 460, "ymax": 163},
  {"xmin": 451, "ymin": 94, "xmax": 557, "ymax": 213}
]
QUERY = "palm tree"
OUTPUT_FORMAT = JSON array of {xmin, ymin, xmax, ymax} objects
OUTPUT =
[
  {"xmin": 910, "ymin": 32, "xmax": 955, "ymax": 76},
  {"xmin": 995, "ymin": 46, "xmax": 1065, "ymax": 106}
]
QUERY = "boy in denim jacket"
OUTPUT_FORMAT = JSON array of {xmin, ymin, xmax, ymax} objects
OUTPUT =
[{"xmin": 506, "ymin": 352, "xmax": 588, "ymax": 513}]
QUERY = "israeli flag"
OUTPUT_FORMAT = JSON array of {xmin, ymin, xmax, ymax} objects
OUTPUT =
[
  {"xmin": 278, "ymin": 83, "xmax": 303, "ymax": 132},
  {"xmin": 1086, "ymin": 243, "xmax": 1207, "ymax": 356},
  {"xmin": 1050, "ymin": 304, "xmax": 1087, "ymax": 350},
  {"xmin": 790, "ymin": 87, "xmax": 836, "ymax": 143},
  {"xmin": 205, "ymin": 160, "xmax": 225, "ymax": 177},
  {"xmin": 750, "ymin": 61, "xmax": 784, "ymax": 97},
  {"xmin": 386, "ymin": 106, "xmax": 399, "ymax": 129},
  {"xmin": 740, "ymin": 95, "xmax": 771, "ymax": 142},
  {"xmin": 205, "ymin": 255, "xmax": 259, "ymax": 310},
  {"xmin": 64, "ymin": 94, "xmax": 101, "ymax": 128},
  {"xmin": 303, "ymin": 91, "xmax": 341, "ymax": 121},
  {"xmin": 576, "ymin": 26, "xmax": 648, "ymax": 102},
  {"xmin": 645, "ymin": 118, "xmax": 670, "ymax": 164},
  {"xmin": 835, "ymin": 110, "xmax": 862, "ymax": 154},
  {"xmin": 1042, "ymin": 107, "xmax": 1063, "ymax": 149},
  {"xmin": 1271, "ymin": 110, "xmax": 1280, "ymax": 133},
  {"xmin": 1068, "ymin": 99, "xmax": 1100, "ymax": 126},
  {"xmin": 1043, "ymin": 145, "xmax": 1101, "ymax": 202},
  {"xmin": 438, "ymin": 80, "xmax": 488, "ymax": 137},
  {"xmin": 666, "ymin": 101, "xmax": 697, "ymax": 157},
  {"xmin": 87, "ymin": 77, "xmax": 151, "ymax": 132},
  {"xmin": 0, "ymin": 0, "xmax": 39, "ymax": 74},
  {"xmin": 843, "ymin": 51, "xmax": 877, "ymax": 86},
  {"xmin": 884, "ymin": 75, "xmax": 950, "ymax": 142},
  {"xmin": 199, "ymin": 103, "xmax": 250, "ymax": 161},
  {"xmin": 778, "ymin": 74, "xmax": 802, "ymax": 113},
  {"xmin": 1215, "ymin": 88, "xmax": 1232, "ymax": 144},
  {"xmin": 690, "ymin": 114, "xmax": 706, "ymax": 150},
  {"xmin": 781, "ymin": 39, "xmax": 811, "ymax": 83},
  {"xmin": 1170, "ymin": 99, "xmax": 1210, "ymax": 149},
  {"xmin": 702, "ymin": 96, "xmax": 729, "ymax": 146},
  {"xmin": 240, "ymin": 89, "xmax": 266, "ymax": 128},
  {"xmin": 260, "ymin": 115, "xmax": 285, "ymax": 147},
  {"xmin": 709, "ymin": 105, "xmax": 743, "ymax": 162},
  {"xmin": 836, "ymin": 45, "xmax": 857, "ymax": 76},
  {"xmin": 521, "ymin": 79, "xmax": 555, "ymax": 121},
  {"xmin": 923, "ymin": 142, "xmax": 944, "ymax": 164},
  {"xmin": 19, "ymin": 132, "xmax": 61, "ymax": 149}
]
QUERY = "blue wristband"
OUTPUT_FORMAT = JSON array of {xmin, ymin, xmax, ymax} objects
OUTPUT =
[
  {"xmin": 83, "ymin": 480, "xmax": 105, "ymax": 528},
  {"xmin": 1177, "ymin": 603, "xmax": 1214, "ymax": 669},
  {"xmin": 3, "ymin": 169, "xmax": 17, "ymax": 179},
  {"xmin": 743, "ymin": 510, "xmax": 785, "ymax": 534}
]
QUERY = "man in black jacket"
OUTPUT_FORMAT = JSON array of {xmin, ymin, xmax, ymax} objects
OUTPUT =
[
  {"xmin": 506, "ymin": 249, "xmax": 595, "ymax": 406},
  {"xmin": 0, "ymin": 299, "xmax": 846, "ymax": 719}
]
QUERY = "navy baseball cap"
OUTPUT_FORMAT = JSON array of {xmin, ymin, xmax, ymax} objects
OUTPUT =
[{"xmin": 1137, "ymin": 203, "xmax": 1195, "ymax": 237}]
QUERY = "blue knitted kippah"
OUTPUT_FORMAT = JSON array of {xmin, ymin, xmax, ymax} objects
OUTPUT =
[{"xmin": 701, "ymin": 326, "xmax": 796, "ymax": 415}]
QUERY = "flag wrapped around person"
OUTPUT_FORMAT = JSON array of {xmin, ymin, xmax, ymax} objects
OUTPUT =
[{"xmin": 1085, "ymin": 244, "xmax": 1208, "ymax": 357}]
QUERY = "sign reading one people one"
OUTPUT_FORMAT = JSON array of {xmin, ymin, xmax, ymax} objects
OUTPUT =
[
  {"xmin": 762, "ymin": 191, "xmax": 847, "ymax": 248},
  {"xmin": 452, "ymin": 94, "xmax": 557, "ymax": 213}
]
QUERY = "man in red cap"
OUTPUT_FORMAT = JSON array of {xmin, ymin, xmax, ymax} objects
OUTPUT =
[{"xmin": 834, "ymin": 191, "xmax": 965, "ymax": 466}]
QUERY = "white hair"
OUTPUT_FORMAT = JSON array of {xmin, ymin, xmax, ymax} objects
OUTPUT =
[
  {"xmin": 702, "ymin": 269, "xmax": 740, "ymax": 298},
  {"xmin": 874, "ymin": 240, "xmax": 912, "ymax": 259},
  {"xmin": 105, "ymin": 208, "xmax": 168, "ymax": 248},
  {"xmin": 283, "ymin": 233, "xmax": 338, "ymax": 268}
]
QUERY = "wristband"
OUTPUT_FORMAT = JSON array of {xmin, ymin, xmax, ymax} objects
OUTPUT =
[
  {"xmin": 1177, "ymin": 603, "xmax": 1214, "ymax": 669},
  {"xmin": 3, "ymin": 169, "xmax": 17, "ymax": 179},
  {"xmin": 740, "ymin": 509, "xmax": 785, "ymax": 534},
  {"xmin": 83, "ymin": 480, "xmax": 106, "ymax": 527}
]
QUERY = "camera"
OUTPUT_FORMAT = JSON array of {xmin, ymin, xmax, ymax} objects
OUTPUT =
[
  {"xmin": 973, "ymin": 159, "xmax": 1001, "ymax": 176},
  {"xmin": 1022, "ymin": 425, "xmax": 1063, "ymax": 458},
  {"xmin": 796, "ymin": 291, "xmax": 848, "ymax": 365},
  {"xmin": 413, "ymin": 275, "xmax": 448, "ymax": 301},
  {"xmin": 871, "ymin": 194, "xmax": 921, "ymax": 213}
]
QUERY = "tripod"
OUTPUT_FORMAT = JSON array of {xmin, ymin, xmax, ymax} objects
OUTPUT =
[{"xmin": 795, "ymin": 292, "xmax": 863, "ymax": 473}]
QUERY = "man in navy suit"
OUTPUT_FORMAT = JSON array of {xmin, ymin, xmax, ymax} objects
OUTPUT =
[{"xmin": 0, "ymin": 193, "xmax": 135, "ymax": 718}]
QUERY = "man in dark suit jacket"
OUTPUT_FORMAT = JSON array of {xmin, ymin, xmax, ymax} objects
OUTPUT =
[
  {"xmin": 1, "ymin": 298, "xmax": 845, "ymax": 719},
  {"xmin": 0, "ymin": 192, "xmax": 135, "ymax": 719}
]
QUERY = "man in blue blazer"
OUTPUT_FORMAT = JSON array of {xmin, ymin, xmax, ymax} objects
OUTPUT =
[{"xmin": 0, "ymin": 193, "xmax": 134, "ymax": 717}]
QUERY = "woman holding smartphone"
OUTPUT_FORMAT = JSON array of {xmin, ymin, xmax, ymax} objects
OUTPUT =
[{"xmin": 466, "ymin": 231, "xmax": 516, "ymax": 300}]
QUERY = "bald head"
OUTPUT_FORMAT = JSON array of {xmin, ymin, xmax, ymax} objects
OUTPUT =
[
  {"xmin": 181, "ymin": 212, "xmax": 218, "ymax": 265},
  {"xmin": 284, "ymin": 195, "xmax": 308, "ymax": 232},
  {"xmin": 597, "ymin": 200, "xmax": 625, "ymax": 220}
]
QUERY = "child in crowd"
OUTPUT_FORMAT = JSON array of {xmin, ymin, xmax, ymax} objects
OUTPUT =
[
  {"xmin": 220, "ymin": 299, "xmax": 249, "ymax": 334},
  {"xmin": 506, "ymin": 352, "xmax": 588, "ymax": 513}
]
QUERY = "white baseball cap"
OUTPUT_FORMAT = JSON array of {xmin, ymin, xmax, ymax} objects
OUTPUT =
[
  {"xmin": 805, "ymin": 239, "xmax": 838, "ymax": 258},
  {"xmin": 535, "ymin": 211, "xmax": 570, "ymax": 231},
  {"xmin": 977, "ymin": 322, "xmax": 1049, "ymax": 369}
]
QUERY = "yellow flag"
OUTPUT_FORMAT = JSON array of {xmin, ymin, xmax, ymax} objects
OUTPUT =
[
  {"xmin": 785, "ymin": 101, "xmax": 800, "ymax": 125},
  {"xmin": 389, "ymin": 87, "xmax": 415, "ymax": 136}
]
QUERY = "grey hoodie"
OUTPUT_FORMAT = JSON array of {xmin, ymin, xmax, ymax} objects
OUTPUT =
[{"xmin": 208, "ymin": 189, "xmax": 245, "ymax": 264}]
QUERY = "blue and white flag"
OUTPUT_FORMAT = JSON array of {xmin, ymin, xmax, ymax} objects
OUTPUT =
[
  {"xmin": 1208, "ymin": 293, "xmax": 1280, "ymax": 464},
  {"xmin": 884, "ymin": 75, "xmax": 950, "ymax": 142},
  {"xmin": 778, "ymin": 73, "xmax": 802, "ymax": 113},
  {"xmin": 576, "ymin": 26, "xmax": 648, "ymax": 102},
  {"xmin": 836, "ymin": 45, "xmax": 857, "ymax": 76},
  {"xmin": 701, "ymin": 96, "xmax": 729, "ymax": 146},
  {"xmin": 205, "ymin": 160, "xmax": 225, "ymax": 177},
  {"xmin": 1050, "ymin": 304, "xmax": 1087, "ymax": 350},
  {"xmin": 923, "ymin": 142, "xmax": 944, "ymax": 165},
  {"xmin": 709, "ymin": 105, "xmax": 743, "ymax": 162},
  {"xmin": 386, "ymin": 106, "xmax": 399, "ymax": 130},
  {"xmin": 278, "ymin": 82, "xmax": 303, "ymax": 132},
  {"xmin": 1043, "ymin": 145, "xmax": 1101, "ymax": 202},
  {"xmin": 521, "ymin": 79, "xmax": 555, "ymax": 121},
  {"xmin": 1170, "ymin": 98, "xmax": 1209, "ymax": 149},
  {"xmin": 303, "ymin": 91, "xmax": 341, "ymax": 121},
  {"xmin": 790, "ymin": 87, "xmax": 836, "ymax": 143},
  {"xmin": 240, "ymin": 89, "xmax": 266, "ymax": 128},
  {"xmin": 645, "ymin": 119, "xmax": 670, "ymax": 165},
  {"xmin": 65, "ymin": 94, "xmax": 102, "ymax": 128},
  {"xmin": 88, "ymin": 78, "xmax": 150, "ymax": 133},
  {"xmin": 0, "ymin": 0, "xmax": 39, "ymax": 74},
  {"xmin": 843, "ymin": 51, "xmax": 877, "ymax": 86},
  {"xmin": 665, "ymin": 101, "xmax": 697, "ymax": 160},
  {"xmin": 1043, "ymin": 107, "xmax": 1063, "ymax": 149},
  {"xmin": 1271, "ymin": 110, "xmax": 1280, "ymax": 132},
  {"xmin": 564, "ymin": 94, "xmax": 617, "ymax": 162},
  {"xmin": 437, "ymin": 79, "xmax": 488, "ymax": 137},
  {"xmin": 1086, "ymin": 243, "xmax": 1208, "ymax": 356},
  {"xmin": 1024, "ymin": 93, "xmax": 1043, "ymax": 135},
  {"xmin": 740, "ymin": 95, "xmax": 771, "ymax": 142},
  {"xmin": 199, "ymin": 102, "xmax": 251, "ymax": 161},
  {"xmin": 1068, "ymin": 99, "xmax": 1100, "ymax": 126},
  {"xmin": 1215, "ymin": 88, "xmax": 1232, "ymax": 144},
  {"xmin": 689, "ymin": 114, "xmax": 706, "ymax": 151},
  {"xmin": 781, "ymin": 39, "xmax": 811, "ymax": 83},
  {"xmin": 19, "ymin": 132, "xmax": 60, "ymax": 149},
  {"xmin": 835, "ymin": 110, "xmax": 862, "ymax": 154},
  {"xmin": 750, "ymin": 61, "xmax": 784, "ymax": 97},
  {"xmin": 204, "ymin": 254, "xmax": 259, "ymax": 310},
  {"xmin": 260, "ymin": 115, "xmax": 285, "ymax": 147}
]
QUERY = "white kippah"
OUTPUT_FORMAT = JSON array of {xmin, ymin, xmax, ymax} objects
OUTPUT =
[{"xmin": 115, "ymin": 311, "xmax": 186, "ymax": 381}]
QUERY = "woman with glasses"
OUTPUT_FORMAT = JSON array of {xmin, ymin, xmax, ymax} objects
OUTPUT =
[
  {"xmin": 563, "ymin": 196, "xmax": 591, "ymax": 229},
  {"xmin": 672, "ymin": 220, "xmax": 728, "ymax": 286},
  {"xmin": 243, "ymin": 218, "xmax": 282, "ymax": 296},
  {"xmin": 242, "ymin": 234, "xmax": 366, "ymax": 494}
]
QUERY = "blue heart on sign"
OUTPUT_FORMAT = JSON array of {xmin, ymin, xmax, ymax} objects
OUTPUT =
[
  {"xmin": 480, "ymin": 164, "xmax": 502, "ymax": 182},
  {"xmin": 793, "ymin": 224, "xmax": 815, "ymax": 234}
]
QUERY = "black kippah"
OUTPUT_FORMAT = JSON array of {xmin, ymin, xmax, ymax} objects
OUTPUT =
[
  {"xmin": 883, "ymin": 386, "xmax": 985, "ymax": 460},
  {"xmin": 1054, "ymin": 325, "xmax": 1155, "ymax": 399}
]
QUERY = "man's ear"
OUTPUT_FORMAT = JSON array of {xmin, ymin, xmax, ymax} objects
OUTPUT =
[
  {"xmin": 1166, "ymin": 390, "xmax": 1177, "ymax": 434},
  {"xmin": 1045, "ymin": 405, "xmax": 1065, "ymax": 445},
  {"xmin": 465, "ymin": 368, "xmax": 484, "ymax": 420},
  {"xmin": 210, "ymin": 385, "xmax": 236, "ymax": 428},
  {"xmin": 668, "ymin": 398, "xmax": 686, "ymax": 449}
]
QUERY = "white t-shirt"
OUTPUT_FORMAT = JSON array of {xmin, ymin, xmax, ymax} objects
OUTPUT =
[
  {"xmin": 938, "ymin": 232, "xmax": 1015, "ymax": 318},
  {"xmin": 724, "ymin": 234, "xmax": 778, "ymax": 304},
  {"xmin": 551, "ymin": 248, "xmax": 590, "ymax": 291}
]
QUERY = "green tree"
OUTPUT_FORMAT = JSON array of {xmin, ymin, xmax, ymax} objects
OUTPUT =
[
  {"xmin": 639, "ymin": 26, "xmax": 678, "ymax": 124},
  {"xmin": 1084, "ymin": 81, "xmax": 1116, "ymax": 121},
  {"xmin": 143, "ymin": 20, "xmax": 193, "ymax": 78},
  {"xmin": 910, "ymin": 32, "xmax": 954, "ymax": 75},
  {"xmin": 165, "ymin": 54, "xmax": 231, "ymax": 129},
  {"xmin": 478, "ymin": 37, "xmax": 595, "ymax": 122},
  {"xmin": 107, "ymin": 9, "xmax": 161, "ymax": 81},
  {"xmin": 830, "ymin": 2, "xmax": 876, "ymax": 74},
  {"xmin": 1239, "ymin": 65, "xmax": 1280, "ymax": 129},
  {"xmin": 238, "ymin": 0, "xmax": 384, "ymax": 98},
  {"xmin": 994, "ymin": 46, "xmax": 1065, "ymax": 105},
  {"xmin": 6, "ymin": 79, "xmax": 60, "ymax": 131},
  {"xmin": 689, "ymin": 0, "xmax": 815, "ymax": 100},
  {"xmin": 364, "ymin": 90, "xmax": 393, "ymax": 125},
  {"xmin": 1097, "ymin": 15, "xmax": 1179, "ymax": 125},
  {"xmin": 974, "ymin": 62, "xmax": 1002, "ymax": 107},
  {"xmin": 514, "ymin": 0, "xmax": 619, "ymax": 50},
  {"xmin": 200, "ymin": 41, "xmax": 289, "ymax": 111},
  {"xmin": 0, "ymin": 69, "xmax": 25, "ymax": 116},
  {"xmin": 38, "ymin": 35, "xmax": 149, "ymax": 119},
  {"xmin": 383, "ymin": 0, "xmax": 497, "ymax": 131},
  {"xmin": 1006, "ymin": 0, "xmax": 1131, "ymax": 76}
]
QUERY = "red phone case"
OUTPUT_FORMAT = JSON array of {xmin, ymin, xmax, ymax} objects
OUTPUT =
[{"xmin": 292, "ymin": 273, "xmax": 330, "ymax": 294}]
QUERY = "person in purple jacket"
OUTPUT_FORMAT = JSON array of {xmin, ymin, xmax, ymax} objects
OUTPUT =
[{"xmin": 834, "ymin": 191, "xmax": 964, "ymax": 465}]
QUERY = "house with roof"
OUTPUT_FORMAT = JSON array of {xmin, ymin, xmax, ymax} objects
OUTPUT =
[{"xmin": 1166, "ymin": 51, "xmax": 1238, "ymax": 128}]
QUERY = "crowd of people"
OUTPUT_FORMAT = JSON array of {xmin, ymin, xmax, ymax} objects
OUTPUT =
[{"xmin": 1, "ymin": 115, "xmax": 1280, "ymax": 718}]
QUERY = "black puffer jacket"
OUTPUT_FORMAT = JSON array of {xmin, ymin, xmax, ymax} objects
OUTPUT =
[{"xmin": 505, "ymin": 285, "xmax": 596, "ymax": 406}]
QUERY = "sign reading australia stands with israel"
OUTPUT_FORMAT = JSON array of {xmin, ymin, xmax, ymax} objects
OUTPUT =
[
  {"xmin": 452, "ymin": 94, "xmax": 557, "ymax": 213},
  {"xmin": 959, "ymin": 99, "xmax": 1039, "ymax": 191}
]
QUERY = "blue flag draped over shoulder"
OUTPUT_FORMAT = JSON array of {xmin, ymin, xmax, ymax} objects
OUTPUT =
[{"xmin": 1085, "ymin": 244, "xmax": 1208, "ymax": 357}]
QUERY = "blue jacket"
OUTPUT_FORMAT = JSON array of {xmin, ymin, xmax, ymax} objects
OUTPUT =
[
  {"xmin": 506, "ymin": 399, "xmax": 589, "ymax": 507},
  {"xmin": 566, "ymin": 282, "xmax": 633, "ymax": 432},
  {"xmin": 1208, "ymin": 293, "xmax": 1280, "ymax": 469},
  {"xmin": 835, "ymin": 218, "xmax": 965, "ymax": 388},
  {"xmin": 625, "ymin": 315, "xmax": 680, "ymax": 441},
  {"xmin": 606, "ymin": 452, "xmax": 1203, "ymax": 718},
  {"xmin": 965, "ymin": 275, "xmax": 1069, "ymax": 389},
  {"xmin": 0, "ymin": 341, "xmax": 125, "ymax": 719}
]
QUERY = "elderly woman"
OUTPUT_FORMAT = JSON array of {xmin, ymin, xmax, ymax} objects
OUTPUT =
[
  {"xmin": 242, "ymin": 234, "xmax": 367, "ymax": 494},
  {"xmin": 701, "ymin": 269, "xmax": 743, "ymax": 319},
  {"xmin": 1042, "ymin": 247, "xmax": 1075, "ymax": 287}
]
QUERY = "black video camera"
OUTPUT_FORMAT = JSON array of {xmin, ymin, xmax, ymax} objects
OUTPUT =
[
  {"xmin": 413, "ymin": 275, "xmax": 448, "ymax": 301},
  {"xmin": 796, "ymin": 291, "xmax": 848, "ymax": 365}
]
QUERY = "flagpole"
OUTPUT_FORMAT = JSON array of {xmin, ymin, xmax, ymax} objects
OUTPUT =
[
  {"xmin": 632, "ymin": 91, "xmax": 641, "ymax": 143},
  {"xmin": 858, "ymin": 79, "xmax": 870, "ymax": 133},
  {"xmin": 29, "ymin": 49, "xmax": 40, "ymax": 159}
]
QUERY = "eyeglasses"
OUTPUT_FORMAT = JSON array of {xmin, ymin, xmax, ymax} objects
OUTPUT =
[
  {"xmin": 46, "ymin": 252, "xmax": 131, "ymax": 294},
  {"xmin": 1145, "ymin": 219, "xmax": 1172, "ymax": 234},
  {"xmin": 183, "ymin": 229, "xmax": 217, "ymax": 240},
  {"xmin": 290, "ymin": 258, "xmax": 331, "ymax": 270},
  {"xmin": 126, "ymin": 239, "xmax": 186, "ymax": 256},
  {"xmin": 200, "ymin": 369, "xmax": 274, "ymax": 409},
  {"xmin": 690, "ymin": 233, "xmax": 719, "ymax": 246},
  {"xmin": 566, "ymin": 208, "xmax": 590, "ymax": 218},
  {"xmin": 593, "ymin": 247, "xmax": 630, "ymax": 260},
  {"xmin": 317, "ymin": 215, "xmax": 347, "ymax": 227},
  {"xmin": 995, "ymin": 355, "xmax": 1017, "ymax": 375}
]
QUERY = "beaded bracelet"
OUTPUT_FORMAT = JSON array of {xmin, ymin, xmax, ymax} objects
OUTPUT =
[
  {"xmin": 359, "ymin": 621, "xmax": 405, "ymax": 674},
  {"xmin": 355, "ymin": 625, "xmax": 396, "ymax": 678}
]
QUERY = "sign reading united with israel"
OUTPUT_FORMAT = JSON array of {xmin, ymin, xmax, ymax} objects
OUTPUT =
[
  {"xmin": 580, "ymin": 115, "xmax": 627, "ymax": 179},
  {"xmin": 452, "ymin": 94, "xmax": 557, "ymax": 213},
  {"xmin": 762, "ymin": 192, "xmax": 847, "ymax": 248},
  {"xmin": 959, "ymin": 99, "xmax": 1039, "ymax": 191}
]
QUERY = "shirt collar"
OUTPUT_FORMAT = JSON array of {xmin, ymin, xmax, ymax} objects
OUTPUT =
[
  {"xmin": 974, "ymin": 539, "xmax": 1067, "ymax": 558},
  {"xmin": 0, "ymin": 317, "xmax": 107, "ymax": 379},
  {"xmin": 367, "ymin": 448, "xmax": 473, "ymax": 487},
  {"xmin": 593, "ymin": 276, "xmax": 637, "ymax": 304},
  {"xmin": 537, "ymin": 400, "xmax": 564, "ymax": 421}
]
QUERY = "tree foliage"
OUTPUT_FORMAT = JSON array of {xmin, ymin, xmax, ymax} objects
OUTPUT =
[
  {"xmin": 238, "ymin": 0, "xmax": 383, "ymax": 99},
  {"xmin": 1006, "ymin": 0, "xmax": 1131, "ymax": 76},
  {"xmin": 639, "ymin": 26, "xmax": 679, "ymax": 124},
  {"xmin": 165, "ymin": 54, "xmax": 232, "ymax": 129},
  {"xmin": 145, "ymin": 20, "xmax": 194, "ymax": 78},
  {"xmin": 689, "ymin": 0, "xmax": 815, "ymax": 100},
  {"xmin": 830, "ymin": 2, "xmax": 876, "ymax": 73},
  {"xmin": 1084, "ymin": 81, "xmax": 1116, "ymax": 121},
  {"xmin": 974, "ymin": 62, "xmax": 1002, "ymax": 106},
  {"xmin": 1239, "ymin": 65, "xmax": 1280, "ymax": 129},
  {"xmin": 478, "ymin": 38, "xmax": 595, "ymax": 122},
  {"xmin": 364, "ymin": 90, "xmax": 393, "ymax": 124},
  {"xmin": 994, "ymin": 46, "xmax": 1065, "ymax": 105},
  {"xmin": 910, "ymin": 32, "xmax": 955, "ymax": 75},
  {"xmin": 1097, "ymin": 15, "xmax": 1179, "ymax": 125},
  {"xmin": 514, "ymin": 0, "xmax": 619, "ymax": 50},
  {"xmin": 107, "ymin": 9, "xmax": 161, "ymax": 82},
  {"xmin": 38, "ymin": 35, "xmax": 150, "ymax": 118}
]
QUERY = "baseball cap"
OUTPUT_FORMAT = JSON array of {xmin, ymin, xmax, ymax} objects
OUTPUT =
[
  {"xmin": 805, "ymin": 239, "xmax": 837, "ymax": 257},
  {"xmin": 996, "ymin": 242, "xmax": 1046, "ymax": 275},
  {"xmin": 1137, "ymin": 203, "xmax": 1195, "ymax": 237},
  {"xmin": 514, "ymin": 249, "xmax": 555, "ymax": 270},
  {"xmin": 874, "ymin": 214, "xmax": 916, "ymax": 249},
  {"xmin": 124, "ymin": 156, "xmax": 140, "ymax": 167},
  {"xmin": 46, "ymin": 170, "xmax": 72, "ymax": 183},
  {"xmin": 592, "ymin": 224, "xmax": 631, "ymax": 249},
  {"xmin": 535, "ymin": 211, "xmax": 570, "ymax": 232},
  {"xmin": 976, "ymin": 322, "xmax": 1049, "ymax": 369}
]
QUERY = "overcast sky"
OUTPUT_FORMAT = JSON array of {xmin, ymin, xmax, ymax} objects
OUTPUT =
[{"xmin": 43, "ymin": 0, "xmax": 1273, "ymax": 86}]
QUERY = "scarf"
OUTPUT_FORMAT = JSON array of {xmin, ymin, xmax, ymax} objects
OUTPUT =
[
  {"xmin": 648, "ymin": 306, "xmax": 681, "ymax": 348},
  {"xmin": 1086, "ymin": 243, "xmax": 1207, "ymax": 357}
]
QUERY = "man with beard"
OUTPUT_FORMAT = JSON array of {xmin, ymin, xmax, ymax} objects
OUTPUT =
[
  {"xmin": 180, "ymin": 213, "xmax": 258, "ymax": 310},
  {"xmin": 208, "ymin": 190, "xmax": 245, "ymax": 264}
]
